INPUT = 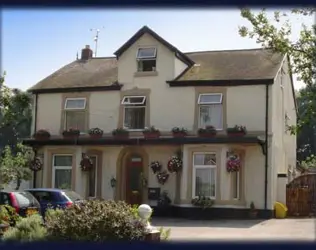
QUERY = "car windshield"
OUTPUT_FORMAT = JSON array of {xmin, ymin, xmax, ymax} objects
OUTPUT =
[{"xmin": 63, "ymin": 190, "xmax": 83, "ymax": 201}]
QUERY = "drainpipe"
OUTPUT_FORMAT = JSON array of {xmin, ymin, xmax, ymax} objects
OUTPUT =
[
  {"xmin": 264, "ymin": 84, "xmax": 269, "ymax": 210},
  {"xmin": 33, "ymin": 93, "xmax": 38, "ymax": 188}
]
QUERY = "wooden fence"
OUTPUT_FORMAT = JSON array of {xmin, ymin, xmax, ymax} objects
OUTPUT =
[{"xmin": 286, "ymin": 174, "xmax": 316, "ymax": 217}]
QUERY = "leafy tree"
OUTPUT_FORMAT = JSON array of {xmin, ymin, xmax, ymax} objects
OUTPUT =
[
  {"xmin": 0, "ymin": 143, "xmax": 33, "ymax": 190},
  {"xmin": 238, "ymin": 8, "xmax": 316, "ymax": 133},
  {"xmin": 0, "ymin": 71, "xmax": 32, "ymax": 149}
]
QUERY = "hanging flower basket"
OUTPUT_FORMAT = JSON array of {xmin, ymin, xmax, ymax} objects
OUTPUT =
[
  {"xmin": 29, "ymin": 157, "xmax": 43, "ymax": 171},
  {"xmin": 198, "ymin": 126, "xmax": 217, "ymax": 137},
  {"xmin": 226, "ymin": 153, "xmax": 241, "ymax": 172},
  {"xmin": 143, "ymin": 126, "xmax": 160, "ymax": 139},
  {"xmin": 156, "ymin": 171, "xmax": 169, "ymax": 185},
  {"xmin": 226, "ymin": 125, "xmax": 247, "ymax": 136},
  {"xmin": 171, "ymin": 127, "xmax": 187, "ymax": 137},
  {"xmin": 62, "ymin": 128, "xmax": 80, "ymax": 139},
  {"xmin": 112, "ymin": 128, "xmax": 129, "ymax": 139},
  {"xmin": 167, "ymin": 156, "xmax": 183, "ymax": 173},
  {"xmin": 88, "ymin": 127, "xmax": 103, "ymax": 139},
  {"xmin": 80, "ymin": 153, "xmax": 93, "ymax": 171},
  {"xmin": 150, "ymin": 161, "xmax": 162, "ymax": 174}
]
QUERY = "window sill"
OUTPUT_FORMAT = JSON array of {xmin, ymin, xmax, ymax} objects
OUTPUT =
[{"xmin": 134, "ymin": 71, "xmax": 158, "ymax": 77}]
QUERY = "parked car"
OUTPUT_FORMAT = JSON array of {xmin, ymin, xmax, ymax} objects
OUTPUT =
[
  {"xmin": 25, "ymin": 188, "xmax": 84, "ymax": 216},
  {"xmin": 0, "ymin": 190, "xmax": 41, "ymax": 217}
]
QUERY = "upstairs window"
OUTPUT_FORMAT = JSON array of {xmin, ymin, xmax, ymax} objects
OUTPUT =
[
  {"xmin": 198, "ymin": 93, "xmax": 223, "ymax": 130},
  {"xmin": 64, "ymin": 98, "xmax": 87, "ymax": 132},
  {"xmin": 136, "ymin": 47, "xmax": 157, "ymax": 72},
  {"xmin": 122, "ymin": 96, "xmax": 146, "ymax": 130}
]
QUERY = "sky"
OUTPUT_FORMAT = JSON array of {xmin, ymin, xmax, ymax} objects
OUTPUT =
[{"xmin": 1, "ymin": 8, "xmax": 314, "ymax": 91}]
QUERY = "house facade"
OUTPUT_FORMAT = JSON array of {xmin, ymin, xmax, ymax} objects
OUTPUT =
[{"xmin": 24, "ymin": 26, "xmax": 297, "ymax": 219}]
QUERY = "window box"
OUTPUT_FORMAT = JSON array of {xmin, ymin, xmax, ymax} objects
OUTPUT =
[
  {"xmin": 143, "ymin": 126, "xmax": 160, "ymax": 139},
  {"xmin": 171, "ymin": 127, "xmax": 187, "ymax": 138},
  {"xmin": 226, "ymin": 125, "xmax": 247, "ymax": 136},
  {"xmin": 88, "ymin": 128, "xmax": 104, "ymax": 139},
  {"xmin": 112, "ymin": 128, "xmax": 129, "ymax": 139},
  {"xmin": 33, "ymin": 129, "xmax": 51, "ymax": 140},
  {"xmin": 198, "ymin": 126, "xmax": 217, "ymax": 137},
  {"xmin": 62, "ymin": 128, "xmax": 80, "ymax": 139}
]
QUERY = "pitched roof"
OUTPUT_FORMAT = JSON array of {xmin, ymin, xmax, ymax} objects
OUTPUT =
[
  {"xmin": 29, "ymin": 57, "xmax": 118, "ymax": 92},
  {"xmin": 29, "ymin": 48, "xmax": 284, "ymax": 93},
  {"xmin": 114, "ymin": 25, "xmax": 195, "ymax": 66},
  {"xmin": 174, "ymin": 48, "xmax": 284, "ymax": 82}
]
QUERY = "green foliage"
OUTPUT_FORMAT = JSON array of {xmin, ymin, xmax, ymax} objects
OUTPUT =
[
  {"xmin": 158, "ymin": 227, "xmax": 171, "ymax": 240},
  {"xmin": 45, "ymin": 200, "xmax": 147, "ymax": 241},
  {"xmin": 300, "ymin": 154, "xmax": 316, "ymax": 170},
  {"xmin": 2, "ymin": 214, "xmax": 47, "ymax": 242},
  {"xmin": 238, "ymin": 8, "xmax": 316, "ymax": 132},
  {"xmin": 0, "ymin": 143, "xmax": 33, "ymax": 190},
  {"xmin": 0, "ymin": 205, "xmax": 21, "ymax": 226}
]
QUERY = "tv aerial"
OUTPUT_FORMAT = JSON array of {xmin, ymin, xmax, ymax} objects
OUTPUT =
[{"xmin": 90, "ymin": 26, "xmax": 105, "ymax": 57}]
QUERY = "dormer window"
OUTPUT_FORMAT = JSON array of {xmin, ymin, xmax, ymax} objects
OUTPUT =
[{"xmin": 136, "ymin": 47, "xmax": 156, "ymax": 72}]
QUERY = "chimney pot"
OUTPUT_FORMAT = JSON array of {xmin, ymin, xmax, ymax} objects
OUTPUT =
[{"xmin": 81, "ymin": 45, "xmax": 93, "ymax": 60}]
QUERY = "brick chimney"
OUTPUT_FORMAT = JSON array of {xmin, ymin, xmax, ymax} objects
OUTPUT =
[{"xmin": 81, "ymin": 45, "xmax": 93, "ymax": 60}]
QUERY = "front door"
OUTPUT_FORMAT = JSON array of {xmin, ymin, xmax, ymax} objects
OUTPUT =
[{"xmin": 125, "ymin": 155, "xmax": 143, "ymax": 205}]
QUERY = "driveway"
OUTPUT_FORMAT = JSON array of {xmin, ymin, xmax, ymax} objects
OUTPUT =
[{"xmin": 152, "ymin": 218, "xmax": 316, "ymax": 241}]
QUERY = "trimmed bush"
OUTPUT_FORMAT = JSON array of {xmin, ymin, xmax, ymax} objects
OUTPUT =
[
  {"xmin": 45, "ymin": 200, "xmax": 147, "ymax": 241},
  {"xmin": 2, "ymin": 214, "xmax": 47, "ymax": 242}
]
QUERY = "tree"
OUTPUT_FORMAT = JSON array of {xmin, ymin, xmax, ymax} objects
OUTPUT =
[
  {"xmin": 0, "ymin": 143, "xmax": 33, "ymax": 190},
  {"xmin": 0, "ymin": 72, "xmax": 32, "ymax": 149},
  {"xmin": 0, "ymin": 72, "xmax": 33, "ymax": 189},
  {"xmin": 238, "ymin": 8, "xmax": 316, "ymax": 133}
]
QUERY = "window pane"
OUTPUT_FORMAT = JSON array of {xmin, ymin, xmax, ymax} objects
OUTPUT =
[
  {"xmin": 124, "ymin": 107, "xmax": 145, "ymax": 129},
  {"xmin": 54, "ymin": 155, "xmax": 72, "ymax": 167},
  {"xmin": 138, "ymin": 60, "xmax": 156, "ymax": 72},
  {"xmin": 195, "ymin": 168, "xmax": 216, "ymax": 197},
  {"xmin": 194, "ymin": 153, "xmax": 216, "ymax": 165},
  {"xmin": 65, "ymin": 111, "xmax": 86, "ymax": 131},
  {"xmin": 123, "ymin": 96, "xmax": 146, "ymax": 105},
  {"xmin": 88, "ymin": 156, "xmax": 97, "ymax": 197},
  {"xmin": 199, "ymin": 105, "xmax": 223, "ymax": 129},
  {"xmin": 55, "ymin": 169, "xmax": 72, "ymax": 189},
  {"xmin": 232, "ymin": 172, "xmax": 239, "ymax": 199},
  {"xmin": 137, "ymin": 48, "xmax": 156, "ymax": 58},
  {"xmin": 65, "ymin": 99, "xmax": 86, "ymax": 109},
  {"xmin": 199, "ymin": 94, "xmax": 222, "ymax": 104}
]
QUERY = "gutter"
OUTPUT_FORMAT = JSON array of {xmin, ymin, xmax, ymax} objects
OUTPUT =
[
  {"xmin": 33, "ymin": 93, "xmax": 38, "ymax": 188},
  {"xmin": 264, "ymin": 84, "xmax": 269, "ymax": 210}
]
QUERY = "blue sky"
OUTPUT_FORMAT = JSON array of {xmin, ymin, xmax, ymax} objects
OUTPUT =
[{"xmin": 2, "ymin": 8, "xmax": 314, "ymax": 90}]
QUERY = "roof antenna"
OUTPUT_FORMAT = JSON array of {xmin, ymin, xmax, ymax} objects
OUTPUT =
[
  {"xmin": 76, "ymin": 51, "xmax": 78, "ymax": 60},
  {"xmin": 90, "ymin": 26, "xmax": 105, "ymax": 57}
]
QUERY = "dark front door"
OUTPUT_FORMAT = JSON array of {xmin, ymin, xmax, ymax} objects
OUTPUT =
[{"xmin": 125, "ymin": 155, "xmax": 143, "ymax": 205}]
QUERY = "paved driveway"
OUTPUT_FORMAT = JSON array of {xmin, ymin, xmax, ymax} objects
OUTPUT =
[{"xmin": 152, "ymin": 218, "xmax": 316, "ymax": 241}]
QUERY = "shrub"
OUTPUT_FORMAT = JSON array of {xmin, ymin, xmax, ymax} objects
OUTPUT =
[
  {"xmin": 45, "ymin": 200, "xmax": 147, "ymax": 241},
  {"xmin": 0, "ymin": 205, "xmax": 21, "ymax": 226},
  {"xmin": 2, "ymin": 214, "xmax": 47, "ymax": 242}
]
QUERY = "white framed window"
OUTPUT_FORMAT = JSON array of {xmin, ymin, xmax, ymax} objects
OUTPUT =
[
  {"xmin": 192, "ymin": 153, "xmax": 217, "ymax": 199},
  {"xmin": 64, "ymin": 98, "xmax": 86, "ymax": 110},
  {"xmin": 232, "ymin": 171, "xmax": 240, "ymax": 200},
  {"xmin": 122, "ymin": 96, "xmax": 146, "ymax": 130},
  {"xmin": 64, "ymin": 98, "xmax": 87, "ymax": 132},
  {"xmin": 136, "ymin": 47, "xmax": 157, "ymax": 72},
  {"xmin": 88, "ymin": 155, "xmax": 98, "ymax": 198},
  {"xmin": 198, "ymin": 93, "xmax": 223, "ymax": 130},
  {"xmin": 52, "ymin": 155, "xmax": 72, "ymax": 190}
]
